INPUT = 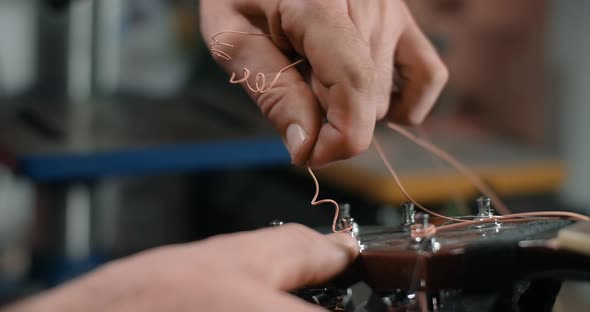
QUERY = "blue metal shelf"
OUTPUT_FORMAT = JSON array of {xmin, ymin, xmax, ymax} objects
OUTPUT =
[{"xmin": 17, "ymin": 137, "xmax": 290, "ymax": 182}]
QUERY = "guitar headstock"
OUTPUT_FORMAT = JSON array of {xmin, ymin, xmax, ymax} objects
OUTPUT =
[
  {"xmin": 357, "ymin": 218, "xmax": 580, "ymax": 292},
  {"xmin": 290, "ymin": 201, "xmax": 590, "ymax": 312}
]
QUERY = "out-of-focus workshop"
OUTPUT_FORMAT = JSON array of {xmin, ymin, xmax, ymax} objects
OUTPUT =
[{"xmin": 0, "ymin": 1, "xmax": 589, "ymax": 311}]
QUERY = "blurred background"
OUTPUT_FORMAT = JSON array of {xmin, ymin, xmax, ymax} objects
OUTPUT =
[{"xmin": 0, "ymin": 0, "xmax": 589, "ymax": 308}]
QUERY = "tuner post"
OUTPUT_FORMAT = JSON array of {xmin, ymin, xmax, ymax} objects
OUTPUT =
[
  {"xmin": 473, "ymin": 196, "xmax": 501, "ymax": 229},
  {"xmin": 337, "ymin": 204, "xmax": 360, "ymax": 242},
  {"xmin": 268, "ymin": 220, "xmax": 284, "ymax": 227},
  {"xmin": 401, "ymin": 202, "xmax": 416, "ymax": 231},
  {"xmin": 414, "ymin": 212, "xmax": 429, "ymax": 230},
  {"xmin": 476, "ymin": 196, "xmax": 494, "ymax": 218}
]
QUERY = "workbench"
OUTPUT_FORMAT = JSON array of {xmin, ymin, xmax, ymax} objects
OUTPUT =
[{"xmin": 317, "ymin": 124, "xmax": 564, "ymax": 205}]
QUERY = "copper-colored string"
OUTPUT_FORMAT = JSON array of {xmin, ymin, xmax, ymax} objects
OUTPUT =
[
  {"xmin": 209, "ymin": 31, "xmax": 303, "ymax": 94},
  {"xmin": 373, "ymin": 137, "xmax": 466, "ymax": 223},
  {"xmin": 385, "ymin": 122, "xmax": 511, "ymax": 215},
  {"xmin": 416, "ymin": 127, "xmax": 469, "ymax": 214},
  {"xmin": 307, "ymin": 165, "xmax": 352, "ymax": 233},
  {"xmin": 375, "ymin": 125, "xmax": 589, "ymax": 233}
]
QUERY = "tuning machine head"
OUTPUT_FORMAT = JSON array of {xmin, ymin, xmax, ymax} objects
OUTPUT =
[
  {"xmin": 268, "ymin": 219, "xmax": 284, "ymax": 227},
  {"xmin": 472, "ymin": 196, "xmax": 501, "ymax": 229},
  {"xmin": 407, "ymin": 212, "xmax": 441, "ymax": 252},
  {"xmin": 414, "ymin": 212, "xmax": 429, "ymax": 229},
  {"xmin": 401, "ymin": 202, "xmax": 416, "ymax": 231},
  {"xmin": 338, "ymin": 203, "xmax": 360, "ymax": 237},
  {"xmin": 476, "ymin": 196, "xmax": 494, "ymax": 218}
]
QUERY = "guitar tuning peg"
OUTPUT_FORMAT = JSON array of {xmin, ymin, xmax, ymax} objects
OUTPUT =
[
  {"xmin": 414, "ymin": 212, "xmax": 429, "ymax": 229},
  {"xmin": 338, "ymin": 204, "xmax": 359, "ymax": 237},
  {"xmin": 473, "ymin": 196, "xmax": 501, "ymax": 230},
  {"xmin": 409, "ymin": 213, "xmax": 439, "ymax": 250},
  {"xmin": 476, "ymin": 196, "xmax": 494, "ymax": 218},
  {"xmin": 340, "ymin": 203, "xmax": 351, "ymax": 218},
  {"xmin": 401, "ymin": 202, "xmax": 416, "ymax": 231},
  {"xmin": 268, "ymin": 220, "xmax": 284, "ymax": 227}
]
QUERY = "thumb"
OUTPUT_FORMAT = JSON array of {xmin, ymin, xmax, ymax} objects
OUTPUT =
[{"xmin": 203, "ymin": 27, "xmax": 322, "ymax": 165}]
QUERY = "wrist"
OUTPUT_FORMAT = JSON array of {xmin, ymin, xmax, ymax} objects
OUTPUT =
[{"xmin": 1, "ymin": 262, "xmax": 128, "ymax": 312}]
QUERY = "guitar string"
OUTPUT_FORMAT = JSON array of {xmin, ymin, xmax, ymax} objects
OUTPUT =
[
  {"xmin": 416, "ymin": 126, "xmax": 469, "ymax": 214},
  {"xmin": 373, "ymin": 137, "xmax": 467, "ymax": 223},
  {"xmin": 308, "ymin": 165, "xmax": 353, "ymax": 233},
  {"xmin": 210, "ymin": 31, "xmax": 304, "ymax": 94},
  {"xmin": 374, "ymin": 135, "xmax": 589, "ymax": 237},
  {"xmin": 385, "ymin": 122, "xmax": 510, "ymax": 215},
  {"xmin": 209, "ymin": 30, "xmax": 589, "ymax": 236}
]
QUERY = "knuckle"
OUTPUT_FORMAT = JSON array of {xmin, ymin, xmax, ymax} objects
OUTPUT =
[
  {"xmin": 256, "ymin": 86, "xmax": 286, "ymax": 119},
  {"xmin": 256, "ymin": 81, "xmax": 308, "ymax": 120},
  {"xmin": 280, "ymin": 0, "xmax": 330, "ymax": 30},
  {"xmin": 347, "ymin": 65, "xmax": 376, "ymax": 93},
  {"xmin": 305, "ymin": 0, "xmax": 342, "ymax": 12},
  {"xmin": 421, "ymin": 55, "xmax": 449, "ymax": 87}
]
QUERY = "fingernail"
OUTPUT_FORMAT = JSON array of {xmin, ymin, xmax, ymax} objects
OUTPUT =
[{"xmin": 285, "ymin": 123, "xmax": 308, "ymax": 158}]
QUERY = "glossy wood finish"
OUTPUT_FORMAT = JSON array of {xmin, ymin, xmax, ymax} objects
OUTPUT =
[{"xmin": 353, "ymin": 221, "xmax": 590, "ymax": 292}]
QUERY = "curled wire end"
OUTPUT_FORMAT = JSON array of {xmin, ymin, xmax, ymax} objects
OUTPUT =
[
  {"xmin": 307, "ymin": 165, "xmax": 352, "ymax": 233},
  {"xmin": 208, "ymin": 30, "xmax": 304, "ymax": 94},
  {"xmin": 210, "ymin": 48, "xmax": 232, "ymax": 61},
  {"xmin": 229, "ymin": 68, "xmax": 250, "ymax": 84}
]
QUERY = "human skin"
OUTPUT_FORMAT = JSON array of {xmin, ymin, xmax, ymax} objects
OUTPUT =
[
  {"xmin": 2, "ymin": 1, "xmax": 446, "ymax": 310},
  {"xmin": 2, "ymin": 224, "xmax": 358, "ymax": 312},
  {"xmin": 201, "ymin": 0, "xmax": 448, "ymax": 167}
]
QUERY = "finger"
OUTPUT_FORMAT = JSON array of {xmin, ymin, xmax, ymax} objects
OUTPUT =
[
  {"xmin": 255, "ymin": 224, "xmax": 359, "ymax": 290},
  {"xmin": 200, "ymin": 6, "xmax": 321, "ymax": 166},
  {"xmin": 202, "ymin": 224, "xmax": 359, "ymax": 291},
  {"xmin": 345, "ymin": 0, "xmax": 400, "ymax": 120},
  {"xmin": 387, "ymin": 8, "xmax": 448, "ymax": 125},
  {"xmin": 278, "ymin": 0, "xmax": 378, "ymax": 167}
]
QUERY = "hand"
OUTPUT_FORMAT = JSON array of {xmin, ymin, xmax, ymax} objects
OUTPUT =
[
  {"xmin": 3, "ymin": 224, "xmax": 358, "ymax": 312},
  {"xmin": 200, "ymin": 0, "xmax": 448, "ymax": 167}
]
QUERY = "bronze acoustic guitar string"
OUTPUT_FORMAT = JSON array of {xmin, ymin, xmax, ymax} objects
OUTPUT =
[
  {"xmin": 374, "ymin": 132, "xmax": 589, "ymax": 236},
  {"xmin": 385, "ymin": 122, "xmax": 511, "ymax": 215},
  {"xmin": 378, "ymin": 127, "xmax": 588, "ymax": 309},
  {"xmin": 416, "ymin": 127, "xmax": 469, "ymax": 214},
  {"xmin": 308, "ymin": 165, "xmax": 353, "ymax": 233},
  {"xmin": 373, "ymin": 137, "xmax": 467, "ymax": 223},
  {"xmin": 436, "ymin": 213, "xmax": 589, "ymax": 232},
  {"xmin": 210, "ymin": 31, "xmax": 303, "ymax": 94}
]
